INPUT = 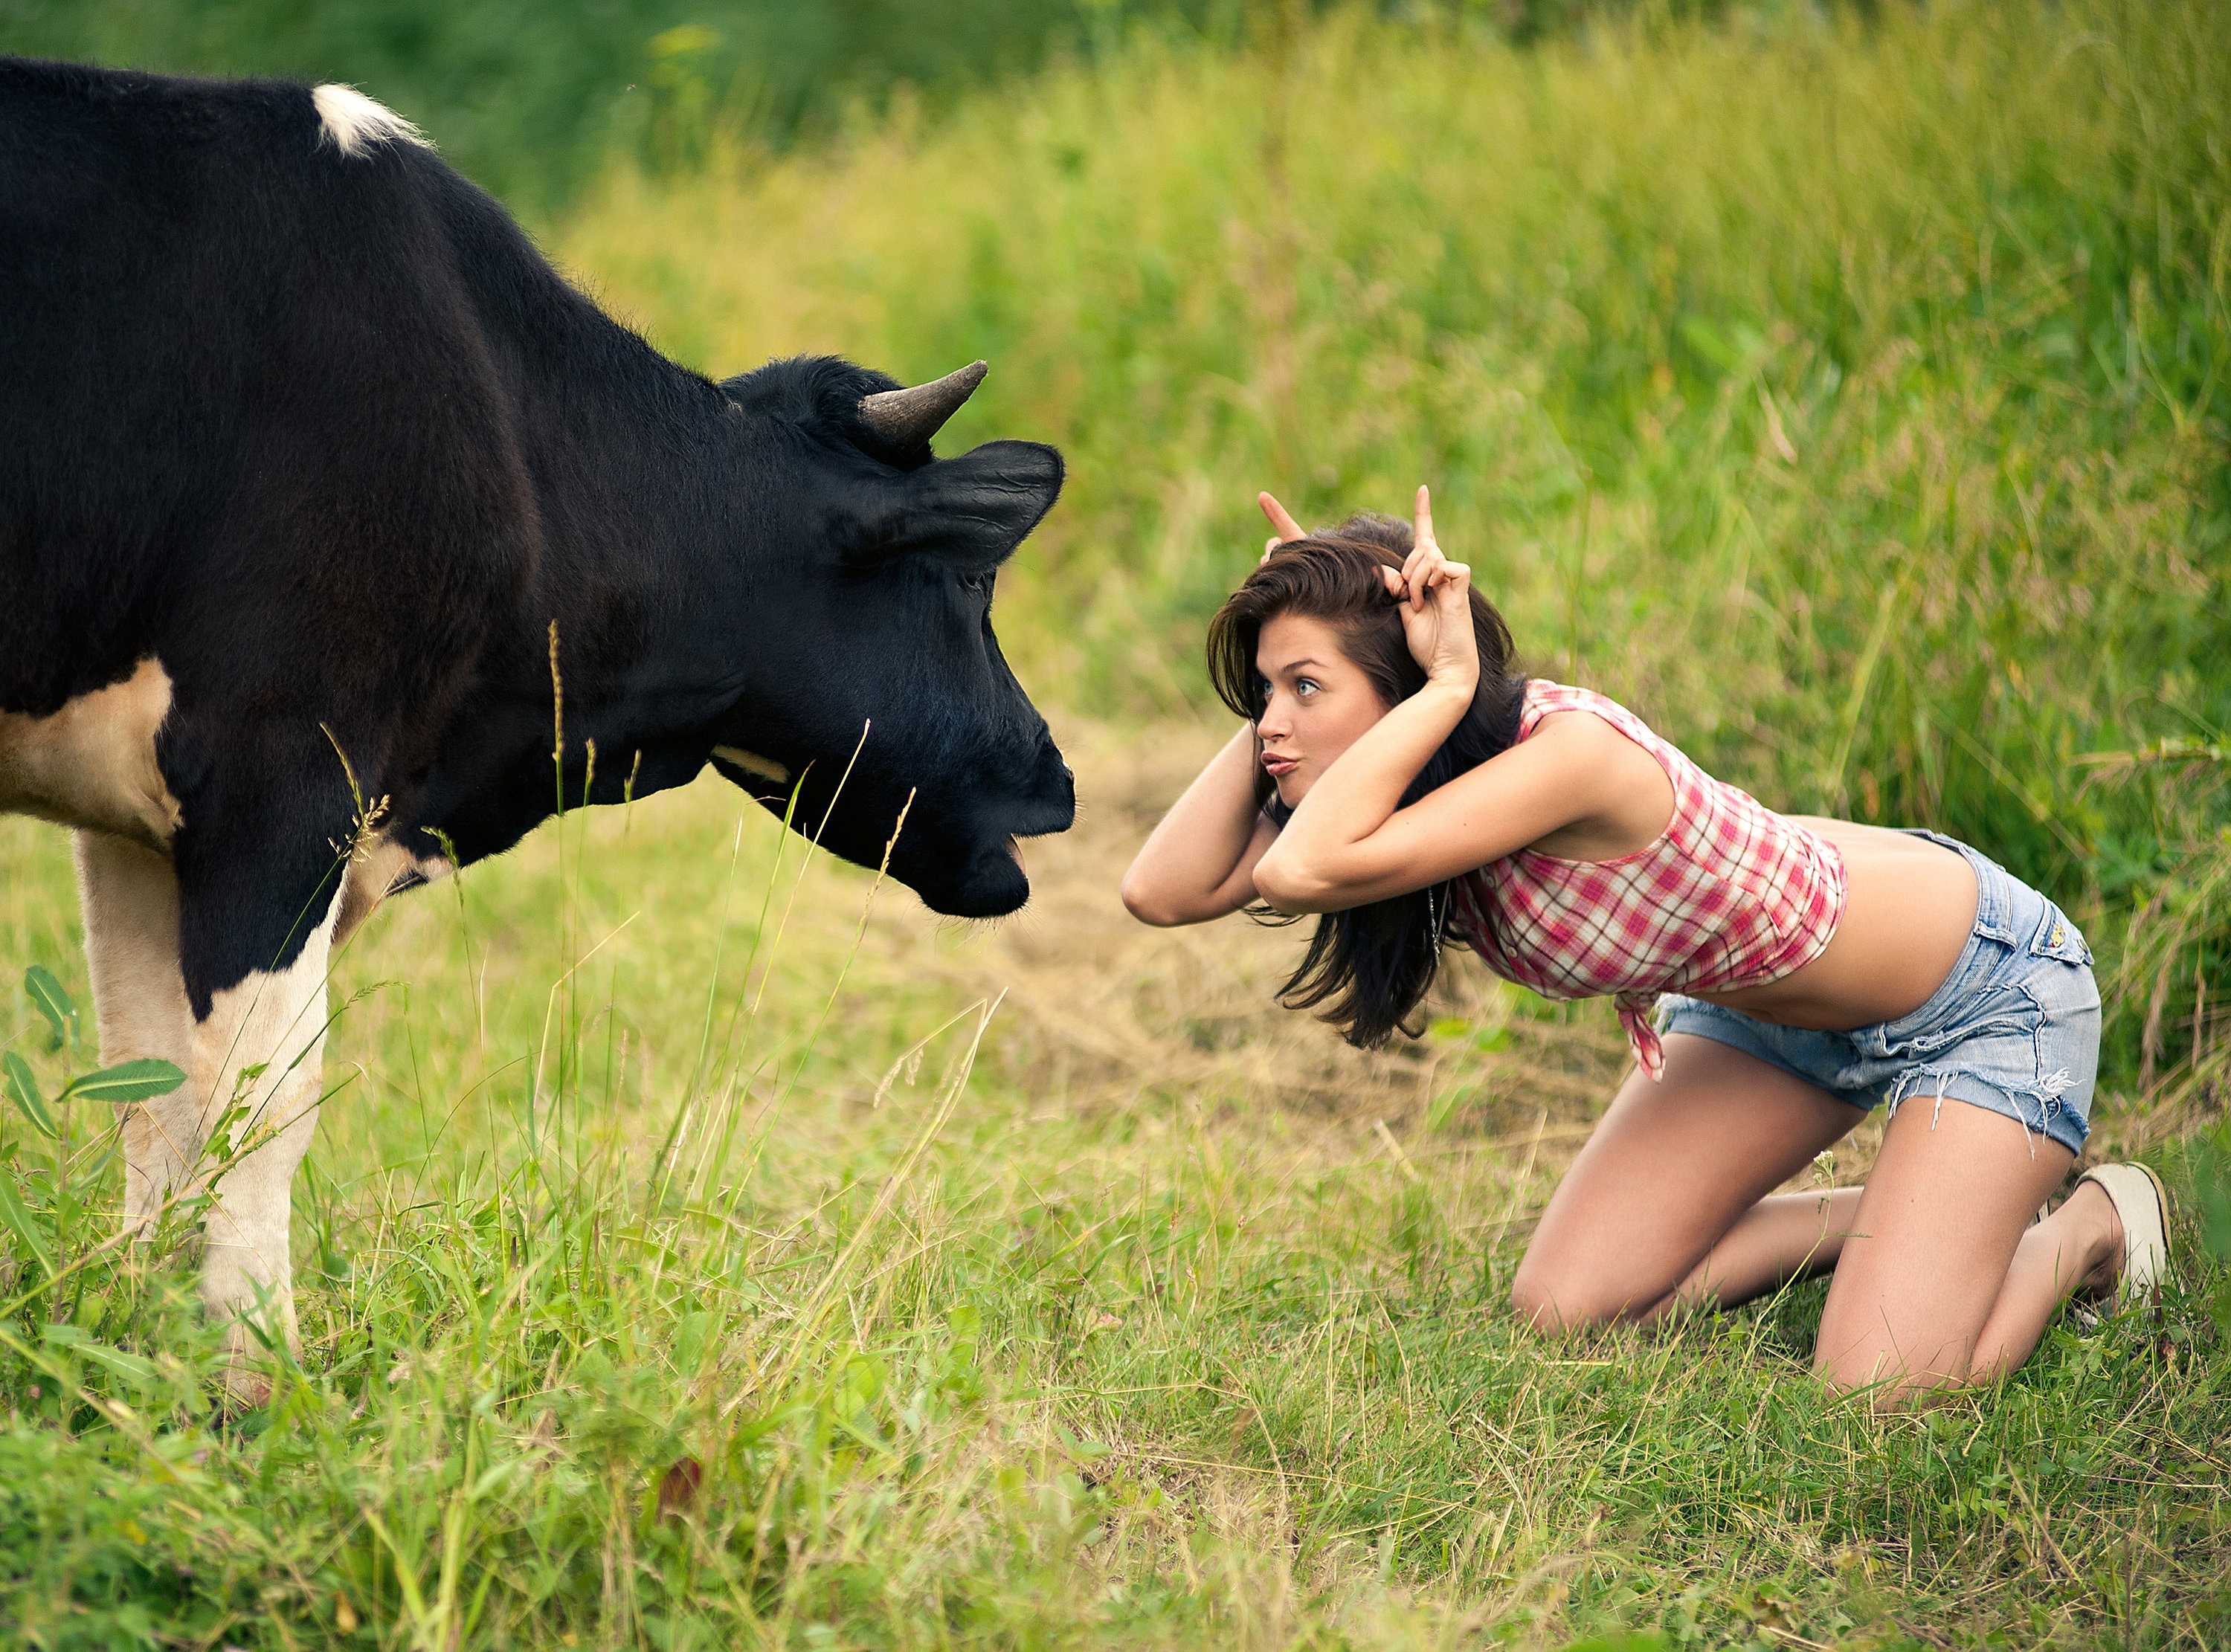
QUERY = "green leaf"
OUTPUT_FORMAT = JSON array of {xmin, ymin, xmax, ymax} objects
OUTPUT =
[
  {"xmin": 2, "ymin": 1051, "xmax": 58, "ymax": 1138},
  {"xmin": 0, "ymin": 1169, "xmax": 54, "ymax": 1274},
  {"xmin": 43, "ymin": 1325, "xmax": 158, "ymax": 1387},
  {"xmin": 62, "ymin": 1059, "xmax": 187, "ymax": 1106},
  {"xmin": 23, "ymin": 964, "xmax": 75, "ymax": 1052}
]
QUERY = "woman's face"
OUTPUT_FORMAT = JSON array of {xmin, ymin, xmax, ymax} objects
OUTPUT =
[{"xmin": 1254, "ymin": 612, "xmax": 1391, "ymax": 807}]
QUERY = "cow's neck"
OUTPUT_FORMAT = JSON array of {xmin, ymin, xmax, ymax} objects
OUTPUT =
[{"xmin": 417, "ymin": 287, "xmax": 761, "ymax": 864}]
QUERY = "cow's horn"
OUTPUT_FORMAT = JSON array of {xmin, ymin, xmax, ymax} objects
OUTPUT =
[{"xmin": 858, "ymin": 360, "xmax": 988, "ymax": 447}]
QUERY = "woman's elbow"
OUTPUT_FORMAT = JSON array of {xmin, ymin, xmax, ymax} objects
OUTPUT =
[
  {"xmin": 1120, "ymin": 869, "xmax": 1192, "ymax": 927},
  {"xmin": 1250, "ymin": 854, "xmax": 1333, "ymax": 914}
]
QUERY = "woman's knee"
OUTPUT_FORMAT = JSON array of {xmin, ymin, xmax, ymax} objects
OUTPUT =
[
  {"xmin": 1812, "ymin": 1322, "xmax": 1968, "ymax": 1408},
  {"xmin": 1507, "ymin": 1270, "xmax": 1567, "ymax": 1335},
  {"xmin": 1507, "ymin": 1255, "xmax": 1646, "ymax": 1334}
]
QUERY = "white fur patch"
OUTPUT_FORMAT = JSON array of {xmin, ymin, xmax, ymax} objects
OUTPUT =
[
  {"xmin": 0, "ymin": 659, "xmax": 183, "ymax": 850},
  {"xmin": 312, "ymin": 83, "xmax": 427, "ymax": 158},
  {"xmin": 192, "ymin": 897, "xmax": 340, "ymax": 1396},
  {"xmin": 712, "ymin": 746, "xmax": 791, "ymax": 785}
]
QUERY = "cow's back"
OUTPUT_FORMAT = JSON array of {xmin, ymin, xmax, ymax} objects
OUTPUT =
[{"xmin": 0, "ymin": 57, "xmax": 535, "ymax": 720}]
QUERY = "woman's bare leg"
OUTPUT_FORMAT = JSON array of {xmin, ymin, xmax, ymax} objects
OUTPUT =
[
  {"xmin": 1972, "ymin": 1179, "xmax": 2124, "ymax": 1372},
  {"xmin": 1812, "ymin": 1094, "xmax": 2102, "ymax": 1404},
  {"xmin": 1511, "ymin": 1033, "xmax": 1865, "ymax": 1330},
  {"xmin": 1650, "ymin": 1186, "xmax": 1864, "ymax": 1320},
  {"xmin": 1516, "ymin": 1036, "xmax": 2129, "ymax": 1401}
]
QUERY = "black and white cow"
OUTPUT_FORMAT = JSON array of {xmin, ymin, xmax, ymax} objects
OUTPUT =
[{"xmin": 0, "ymin": 58, "xmax": 1075, "ymax": 1398}]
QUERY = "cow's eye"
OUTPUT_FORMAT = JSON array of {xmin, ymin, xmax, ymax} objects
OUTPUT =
[{"xmin": 960, "ymin": 570, "xmax": 993, "ymax": 597}]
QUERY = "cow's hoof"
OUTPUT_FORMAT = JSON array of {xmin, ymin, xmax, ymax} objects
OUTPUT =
[
  {"xmin": 215, "ymin": 1361, "xmax": 275, "ymax": 1414},
  {"xmin": 211, "ymin": 1319, "xmax": 293, "ymax": 1413}
]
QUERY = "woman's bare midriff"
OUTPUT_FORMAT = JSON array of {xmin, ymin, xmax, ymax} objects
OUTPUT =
[{"xmin": 1691, "ymin": 819, "xmax": 1979, "ymax": 1032}]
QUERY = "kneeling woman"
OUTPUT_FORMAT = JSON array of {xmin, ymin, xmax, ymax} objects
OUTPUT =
[{"xmin": 1122, "ymin": 488, "xmax": 2169, "ymax": 1404}]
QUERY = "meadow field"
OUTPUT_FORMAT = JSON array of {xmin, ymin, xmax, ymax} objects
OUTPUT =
[{"xmin": 4, "ymin": 1, "xmax": 2230, "ymax": 1646}]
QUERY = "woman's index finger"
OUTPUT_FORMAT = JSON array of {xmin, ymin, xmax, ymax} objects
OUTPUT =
[
  {"xmin": 1258, "ymin": 491, "xmax": 1306, "ymax": 543},
  {"xmin": 1413, "ymin": 483, "xmax": 1436, "ymax": 548}
]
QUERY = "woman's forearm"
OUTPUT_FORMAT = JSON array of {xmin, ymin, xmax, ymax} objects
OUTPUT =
[
  {"xmin": 1254, "ymin": 680, "xmax": 1470, "ymax": 909},
  {"xmin": 1121, "ymin": 723, "xmax": 1276, "ymax": 926}
]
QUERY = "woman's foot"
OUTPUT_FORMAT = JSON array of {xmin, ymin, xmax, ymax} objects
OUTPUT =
[{"xmin": 2070, "ymin": 1163, "xmax": 2171, "ymax": 1305}]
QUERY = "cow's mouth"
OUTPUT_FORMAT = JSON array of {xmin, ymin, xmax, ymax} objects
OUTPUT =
[{"xmin": 907, "ymin": 817, "xmax": 1063, "ymax": 920}]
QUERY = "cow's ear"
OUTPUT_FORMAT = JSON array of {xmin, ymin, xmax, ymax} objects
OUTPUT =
[{"xmin": 843, "ymin": 440, "xmax": 1063, "ymax": 572}]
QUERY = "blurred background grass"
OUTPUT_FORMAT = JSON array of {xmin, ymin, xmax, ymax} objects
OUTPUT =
[
  {"xmin": 0, "ymin": 1, "xmax": 1649, "ymax": 211},
  {"xmin": 0, "ymin": 0, "xmax": 1235, "ymax": 213}
]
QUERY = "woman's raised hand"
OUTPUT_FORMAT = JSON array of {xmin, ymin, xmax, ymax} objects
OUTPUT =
[
  {"xmin": 1387, "ymin": 485, "xmax": 1477, "ymax": 691},
  {"xmin": 1257, "ymin": 491, "xmax": 1306, "ymax": 563}
]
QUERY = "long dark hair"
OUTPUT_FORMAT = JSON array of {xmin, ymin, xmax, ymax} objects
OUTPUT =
[{"xmin": 1205, "ymin": 512, "xmax": 1526, "ymax": 1049}]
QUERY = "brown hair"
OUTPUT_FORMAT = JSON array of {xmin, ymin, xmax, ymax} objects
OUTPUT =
[{"xmin": 1205, "ymin": 512, "xmax": 1525, "ymax": 1048}]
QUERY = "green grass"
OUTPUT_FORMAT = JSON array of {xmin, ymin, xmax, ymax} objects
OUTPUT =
[
  {"xmin": 4, "ymin": 762, "xmax": 2229, "ymax": 1648},
  {"xmin": 5, "ymin": 769, "xmax": 2229, "ymax": 1649},
  {"xmin": 6, "ymin": 1, "xmax": 2231, "ymax": 1646}
]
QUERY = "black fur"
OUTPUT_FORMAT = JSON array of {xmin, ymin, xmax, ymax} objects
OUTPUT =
[{"xmin": 0, "ymin": 57, "xmax": 1073, "ymax": 1016}]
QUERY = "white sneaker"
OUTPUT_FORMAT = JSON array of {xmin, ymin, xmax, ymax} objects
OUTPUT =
[{"xmin": 2076, "ymin": 1162, "xmax": 2174, "ymax": 1306}]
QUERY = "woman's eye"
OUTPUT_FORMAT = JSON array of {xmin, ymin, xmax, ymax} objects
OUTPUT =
[{"xmin": 1296, "ymin": 678, "xmax": 1320, "ymax": 697}]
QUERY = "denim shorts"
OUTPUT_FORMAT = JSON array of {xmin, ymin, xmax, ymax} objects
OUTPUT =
[{"xmin": 1656, "ymin": 832, "xmax": 2099, "ymax": 1156}]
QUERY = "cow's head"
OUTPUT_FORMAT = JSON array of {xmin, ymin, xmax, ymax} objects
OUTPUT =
[{"xmin": 709, "ymin": 355, "xmax": 1074, "ymax": 918}]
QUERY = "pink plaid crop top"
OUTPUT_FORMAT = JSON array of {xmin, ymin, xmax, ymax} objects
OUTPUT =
[{"xmin": 1446, "ymin": 681, "xmax": 1847, "ymax": 1080}]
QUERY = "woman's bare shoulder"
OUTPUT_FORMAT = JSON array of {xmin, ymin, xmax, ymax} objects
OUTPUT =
[
  {"xmin": 1493, "ymin": 707, "xmax": 1675, "ymax": 858},
  {"xmin": 1516, "ymin": 706, "xmax": 1659, "ymax": 767},
  {"xmin": 1429, "ymin": 706, "xmax": 1656, "ymax": 822}
]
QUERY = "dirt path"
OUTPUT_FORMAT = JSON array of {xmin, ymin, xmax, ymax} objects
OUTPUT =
[{"xmin": 874, "ymin": 718, "xmax": 1631, "ymax": 1160}]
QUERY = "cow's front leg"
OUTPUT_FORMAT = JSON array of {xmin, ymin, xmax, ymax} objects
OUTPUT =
[
  {"xmin": 74, "ymin": 831, "xmax": 200, "ymax": 1235},
  {"xmin": 165, "ymin": 719, "xmax": 368, "ymax": 1405},
  {"xmin": 186, "ymin": 895, "xmax": 338, "ymax": 1403}
]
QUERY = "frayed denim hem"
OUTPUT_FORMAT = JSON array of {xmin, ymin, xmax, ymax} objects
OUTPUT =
[{"xmin": 1879, "ymin": 1066, "xmax": 2089, "ymax": 1158}]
